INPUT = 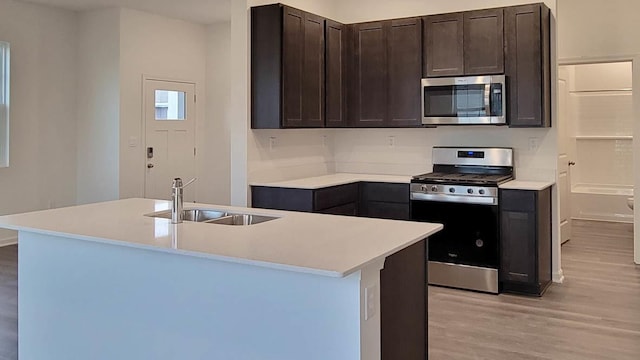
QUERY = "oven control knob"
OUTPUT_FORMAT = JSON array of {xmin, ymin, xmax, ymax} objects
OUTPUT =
[
  {"xmin": 449, "ymin": 187, "xmax": 456, "ymax": 193},
  {"xmin": 467, "ymin": 188, "xmax": 474, "ymax": 194},
  {"xmin": 479, "ymin": 189, "xmax": 485, "ymax": 195},
  {"xmin": 431, "ymin": 185, "xmax": 438, "ymax": 192},
  {"xmin": 421, "ymin": 185, "xmax": 428, "ymax": 191}
]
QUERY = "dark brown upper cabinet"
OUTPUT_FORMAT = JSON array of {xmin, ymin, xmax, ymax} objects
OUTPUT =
[
  {"xmin": 464, "ymin": 9, "xmax": 504, "ymax": 75},
  {"xmin": 350, "ymin": 21, "xmax": 387, "ymax": 127},
  {"xmin": 251, "ymin": 4, "xmax": 326, "ymax": 129},
  {"xmin": 505, "ymin": 4, "xmax": 551, "ymax": 128},
  {"xmin": 423, "ymin": 8, "xmax": 504, "ymax": 77},
  {"xmin": 325, "ymin": 20, "xmax": 348, "ymax": 127},
  {"xmin": 423, "ymin": 13, "xmax": 464, "ymax": 77},
  {"xmin": 350, "ymin": 18, "xmax": 422, "ymax": 127},
  {"xmin": 388, "ymin": 18, "xmax": 423, "ymax": 127}
]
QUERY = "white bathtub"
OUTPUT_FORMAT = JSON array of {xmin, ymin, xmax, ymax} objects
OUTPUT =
[{"xmin": 571, "ymin": 184, "xmax": 634, "ymax": 223}]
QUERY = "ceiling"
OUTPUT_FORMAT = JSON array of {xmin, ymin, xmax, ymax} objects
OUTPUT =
[{"xmin": 18, "ymin": 0, "xmax": 230, "ymax": 24}]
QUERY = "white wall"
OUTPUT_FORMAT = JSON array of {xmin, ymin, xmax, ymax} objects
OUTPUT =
[
  {"xmin": 118, "ymin": 8, "xmax": 207, "ymax": 200},
  {"xmin": 203, "ymin": 22, "xmax": 232, "ymax": 205},
  {"xmin": 77, "ymin": 8, "xmax": 121, "ymax": 204},
  {"xmin": 0, "ymin": 0, "xmax": 78, "ymax": 242},
  {"xmin": 558, "ymin": 0, "xmax": 640, "ymax": 61}
]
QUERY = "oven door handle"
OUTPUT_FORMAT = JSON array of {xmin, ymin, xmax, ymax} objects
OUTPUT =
[{"xmin": 410, "ymin": 192, "xmax": 498, "ymax": 206}]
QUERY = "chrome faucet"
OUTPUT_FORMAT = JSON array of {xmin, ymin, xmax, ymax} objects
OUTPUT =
[{"xmin": 171, "ymin": 177, "xmax": 197, "ymax": 224}]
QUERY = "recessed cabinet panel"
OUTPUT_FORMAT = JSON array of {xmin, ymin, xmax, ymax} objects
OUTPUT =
[
  {"xmin": 464, "ymin": 9, "xmax": 504, "ymax": 75},
  {"xmin": 388, "ymin": 18, "xmax": 423, "ymax": 127},
  {"xmin": 282, "ymin": 7, "xmax": 304, "ymax": 127},
  {"xmin": 352, "ymin": 22, "xmax": 388, "ymax": 126},
  {"xmin": 424, "ymin": 13, "xmax": 464, "ymax": 77},
  {"xmin": 301, "ymin": 13, "xmax": 325, "ymax": 127},
  {"xmin": 326, "ymin": 20, "xmax": 348, "ymax": 127}
]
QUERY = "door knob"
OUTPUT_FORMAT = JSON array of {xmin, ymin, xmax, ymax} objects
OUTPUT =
[
  {"xmin": 147, "ymin": 164, "xmax": 154, "ymax": 169},
  {"xmin": 568, "ymin": 161, "xmax": 576, "ymax": 166}
]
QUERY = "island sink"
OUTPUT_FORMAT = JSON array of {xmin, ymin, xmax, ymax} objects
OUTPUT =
[{"xmin": 145, "ymin": 208, "xmax": 279, "ymax": 225}]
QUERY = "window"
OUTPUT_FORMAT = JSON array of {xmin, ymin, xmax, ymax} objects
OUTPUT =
[
  {"xmin": 0, "ymin": 41, "xmax": 9, "ymax": 167},
  {"xmin": 154, "ymin": 90, "xmax": 186, "ymax": 120}
]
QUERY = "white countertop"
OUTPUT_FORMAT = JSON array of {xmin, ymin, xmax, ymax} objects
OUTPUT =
[
  {"xmin": 0, "ymin": 198, "xmax": 441, "ymax": 278},
  {"xmin": 499, "ymin": 180, "xmax": 555, "ymax": 191},
  {"xmin": 250, "ymin": 173, "xmax": 413, "ymax": 189}
]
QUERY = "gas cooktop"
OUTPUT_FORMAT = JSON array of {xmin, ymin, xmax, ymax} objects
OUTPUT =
[{"xmin": 412, "ymin": 172, "xmax": 513, "ymax": 186}]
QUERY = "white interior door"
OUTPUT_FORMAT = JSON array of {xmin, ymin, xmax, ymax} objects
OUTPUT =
[
  {"xmin": 144, "ymin": 79, "xmax": 196, "ymax": 201},
  {"xmin": 558, "ymin": 68, "xmax": 573, "ymax": 244}
]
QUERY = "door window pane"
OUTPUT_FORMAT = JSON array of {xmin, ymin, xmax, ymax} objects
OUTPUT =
[{"xmin": 155, "ymin": 90, "xmax": 186, "ymax": 120}]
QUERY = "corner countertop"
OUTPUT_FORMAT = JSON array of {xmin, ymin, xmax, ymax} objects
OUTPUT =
[
  {"xmin": 250, "ymin": 173, "xmax": 414, "ymax": 189},
  {"xmin": 0, "ymin": 198, "xmax": 442, "ymax": 278},
  {"xmin": 499, "ymin": 180, "xmax": 555, "ymax": 191}
]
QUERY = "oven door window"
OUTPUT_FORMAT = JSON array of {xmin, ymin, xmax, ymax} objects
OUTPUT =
[
  {"xmin": 423, "ymin": 84, "xmax": 487, "ymax": 117},
  {"xmin": 411, "ymin": 200, "xmax": 499, "ymax": 268}
]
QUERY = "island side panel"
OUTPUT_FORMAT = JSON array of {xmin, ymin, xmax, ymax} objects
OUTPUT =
[
  {"xmin": 18, "ymin": 232, "xmax": 368, "ymax": 360},
  {"xmin": 380, "ymin": 239, "xmax": 427, "ymax": 360}
]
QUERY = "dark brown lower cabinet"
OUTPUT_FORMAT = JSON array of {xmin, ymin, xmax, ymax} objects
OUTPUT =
[
  {"xmin": 500, "ymin": 188, "xmax": 552, "ymax": 296},
  {"xmin": 251, "ymin": 183, "xmax": 358, "ymax": 214},
  {"xmin": 359, "ymin": 182, "xmax": 410, "ymax": 220}
]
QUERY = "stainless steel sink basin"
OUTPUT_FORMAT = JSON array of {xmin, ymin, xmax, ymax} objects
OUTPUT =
[
  {"xmin": 146, "ymin": 209, "xmax": 229, "ymax": 222},
  {"xmin": 207, "ymin": 214, "xmax": 277, "ymax": 226},
  {"xmin": 145, "ymin": 209, "xmax": 278, "ymax": 225}
]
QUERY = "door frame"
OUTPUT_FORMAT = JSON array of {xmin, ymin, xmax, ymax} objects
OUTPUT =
[
  {"xmin": 142, "ymin": 75, "xmax": 198, "ymax": 201},
  {"xmin": 558, "ymin": 54, "xmax": 640, "ymax": 265}
]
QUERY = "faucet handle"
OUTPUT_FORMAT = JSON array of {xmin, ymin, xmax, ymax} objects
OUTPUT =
[
  {"xmin": 172, "ymin": 177, "xmax": 197, "ymax": 189},
  {"xmin": 183, "ymin": 177, "xmax": 197, "ymax": 188}
]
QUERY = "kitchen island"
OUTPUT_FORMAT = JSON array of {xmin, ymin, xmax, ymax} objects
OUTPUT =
[{"xmin": 0, "ymin": 198, "xmax": 441, "ymax": 360}]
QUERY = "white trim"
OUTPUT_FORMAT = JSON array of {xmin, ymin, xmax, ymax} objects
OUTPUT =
[
  {"xmin": 0, "ymin": 236, "xmax": 17, "ymax": 247},
  {"xmin": 553, "ymin": 269, "xmax": 564, "ymax": 284}
]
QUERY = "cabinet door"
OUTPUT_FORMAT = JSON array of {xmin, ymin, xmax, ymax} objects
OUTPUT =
[
  {"xmin": 326, "ymin": 20, "xmax": 348, "ymax": 127},
  {"xmin": 350, "ymin": 21, "xmax": 388, "ymax": 127},
  {"xmin": 505, "ymin": 4, "xmax": 551, "ymax": 127},
  {"xmin": 282, "ymin": 7, "xmax": 325, "ymax": 128},
  {"xmin": 500, "ymin": 210, "xmax": 536, "ymax": 284},
  {"xmin": 388, "ymin": 18, "xmax": 422, "ymax": 127},
  {"xmin": 464, "ymin": 9, "xmax": 504, "ymax": 75},
  {"xmin": 301, "ymin": 12, "xmax": 325, "ymax": 127},
  {"xmin": 423, "ymin": 13, "xmax": 464, "ymax": 77},
  {"xmin": 282, "ymin": 7, "xmax": 304, "ymax": 127}
]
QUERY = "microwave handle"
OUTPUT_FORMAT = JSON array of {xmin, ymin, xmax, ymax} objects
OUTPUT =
[{"xmin": 484, "ymin": 84, "xmax": 491, "ymax": 116}]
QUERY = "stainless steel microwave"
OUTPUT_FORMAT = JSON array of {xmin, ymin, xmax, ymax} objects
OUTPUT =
[{"xmin": 421, "ymin": 75, "xmax": 506, "ymax": 125}]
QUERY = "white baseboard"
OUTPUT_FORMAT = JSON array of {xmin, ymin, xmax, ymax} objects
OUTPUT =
[
  {"xmin": 553, "ymin": 269, "xmax": 565, "ymax": 284},
  {"xmin": 0, "ymin": 236, "xmax": 17, "ymax": 247}
]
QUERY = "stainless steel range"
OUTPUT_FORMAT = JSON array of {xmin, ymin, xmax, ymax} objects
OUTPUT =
[{"xmin": 410, "ymin": 147, "xmax": 514, "ymax": 293}]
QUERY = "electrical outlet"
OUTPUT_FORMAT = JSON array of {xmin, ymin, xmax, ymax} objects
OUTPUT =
[
  {"xmin": 388, "ymin": 136, "xmax": 396, "ymax": 148},
  {"xmin": 365, "ymin": 284, "xmax": 377, "ymax": 321},
  {"xmin": 269, "ymin": 136, "xmax": 276, "ymax": 151},
  {"xmin": 528, "ymin": 137, "xmax": 540, "ymax": 152},
  {"xmin": 322, "ymin": 135, "xmax": 327, "ymax": 147}
]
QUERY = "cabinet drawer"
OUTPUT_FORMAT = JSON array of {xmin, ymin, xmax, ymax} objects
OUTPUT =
[
  {"xmin": 314, "ymin": 183, "xmax": 359, "ymax": 210},
  {"xmin": 500, "ymin": 189, "xmax": 536, "ymax": 212},
  {"xmin": 317, "ymin": 202, "xmax": 357, "ymax": 216},
  {"xmin": 361, "ymin": 201, "xmax": 410, "ymax": 220},
  {"xmin": 361, "ymin": 182, "xmax": 410, "ymax": 203},
  {"xmin": 251, "ymin": 186, "xmax": 314, "ymax": 212}
]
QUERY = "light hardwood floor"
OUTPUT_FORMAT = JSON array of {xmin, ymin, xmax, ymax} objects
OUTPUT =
[
  {"xmin": 429, "ymin": 220, "xmax": 640, "ymax": 359},
  {"xmin": 0, "ymin": 220, "xmax": 637, "ymax": 359}
]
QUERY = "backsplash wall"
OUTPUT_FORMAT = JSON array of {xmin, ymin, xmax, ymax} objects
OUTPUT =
[
  {"xmin": 334, "ymin": 127, "xmax": 557, "ymax": 181},
  {"xmin": 248, "ymin": 129, "xmax": 336, "ymax": 183}
]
